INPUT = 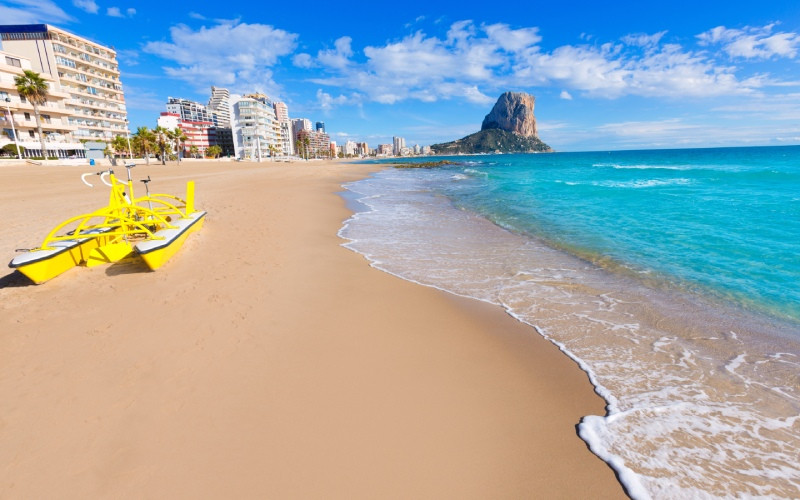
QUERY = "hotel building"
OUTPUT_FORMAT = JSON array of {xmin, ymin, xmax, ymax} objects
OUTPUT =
[
  {"xmin": 231, "ymin": 94, "xmax": 279, "ymax": 160},
  {"xmin": 157, "ymin": 97, "xmax": 216, "ymax": 157},
  {"xmin": 207, "ymin": 86, "xmax": 231, "ymax": 128},
  {"xmin": 1, "ymin": 49, "xmax": 84, "ymax": 157},
  {"xmin": 0, "ymin": 24, "xmax": 128, "ymax": 145},
  {"xmin": 273, "ymin": 100, "xmax": 293, "ymax": 156},
  {"xmin": 392, "ymin": 136, "xmax": 405, "ymax": 156}
]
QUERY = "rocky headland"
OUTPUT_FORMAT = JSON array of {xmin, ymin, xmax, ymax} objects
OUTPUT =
[{"xmin": 431, "ymin": 92, "xmax": 552, "ymax": 154}]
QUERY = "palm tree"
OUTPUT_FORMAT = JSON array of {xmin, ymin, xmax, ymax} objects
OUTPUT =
[
  {"xmin": 14, "ymin": 70, "xmax": 49, "ymax": 159},
  {"xmin": 303, "ymin": 136, "xmax": 311, "ymax": 160},
  {"xmin": 268, "ymin": 143, "xmax": 279, "ymax": 160},
  {"xmin": 153, "ymin": 125, "xmax": 170, "ymax": 165},
  {"xmin": 207, "ymin": 145, "xmax": 222, "ymax": 159},
  {"xmin": 189, "ymin": 145, "xmax": 199, "ymax": 159},
  {"xmin": 134, "ymin": 126, "xmax": 155, "ymax": 165},
  {"xmin": 171, "ymin": 127, "xmax": 187, "ymax": 163},
  {"xmin": 111, "ymin": 135, "xmax": 129, "ymax": 159}
]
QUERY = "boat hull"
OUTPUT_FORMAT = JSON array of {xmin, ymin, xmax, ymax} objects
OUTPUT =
[
  {"xmin": 9, "ymin": 232, "xmax": 114, "ymax": 284},
  {"xmin": 135, "ymin": 211, "xmax": 206, "ymax": 270}
]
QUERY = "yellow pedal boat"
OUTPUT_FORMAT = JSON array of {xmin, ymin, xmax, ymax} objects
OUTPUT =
[{"xmin": 9, "ymin": 166, "xmax": 206, "ymax": 284}]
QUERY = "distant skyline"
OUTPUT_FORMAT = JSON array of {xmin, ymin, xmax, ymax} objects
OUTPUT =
[{"xmin": 3, "ymin": 0, "xmax": 800, "ymax": 151}]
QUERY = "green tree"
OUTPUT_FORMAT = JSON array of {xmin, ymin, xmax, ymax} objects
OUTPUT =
[
  {"xmin": 171, "ymin": 127, "xmax": 187, "ymax": 163},
  {"xmin": 134, "ymin": 126, "xmax": 155, "ymax": 165},
  {"xmin": 153, "ymin": 125, "xmax": 170, "ymax": 165},
  {"xmin": 189, "ymin": 145, "xmax": 199, "ymax": 159},
  {"xmin": 207, "ymin": 145, "xmax": 222, "ymax": 159},
  {"xmin": 110, "ymin": 135, "xmax": 129, "ymax": 158},
  {"xmin": 268, "ymin": 143, "xmax": 279, "ymax": 160},
  {"xmin": 1, "ymin": 143, "xmax": 25, "ymax": 157},
  {"xmin": 14, "ymin": 70, "xmax": 49, "ymax": 159}
]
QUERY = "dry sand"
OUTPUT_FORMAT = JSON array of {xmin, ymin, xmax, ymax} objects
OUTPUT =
[{"xmin": 0, "ymin": 160, "xmax": 625, "ymax": 498}]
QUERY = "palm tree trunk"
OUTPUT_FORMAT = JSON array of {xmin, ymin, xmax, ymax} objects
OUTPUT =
[{"xmin": 32, "ymin": 102, "xmax": 47, "ymax": 159}]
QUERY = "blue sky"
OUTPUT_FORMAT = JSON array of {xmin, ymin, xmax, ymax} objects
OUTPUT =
[{"xmin": 3, "ymin": 0, "xmax": 800, "ymax": 151}]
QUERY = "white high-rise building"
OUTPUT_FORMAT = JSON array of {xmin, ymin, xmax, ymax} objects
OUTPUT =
[
  {"xmin": 166, "ymin": 97, "xmax": 212, "ymax": 123},
  {"xmin": 0, "ymin": 49, "xmax": 84, "ymax": 157},
  {"xmin": 230, "ymin": 94, "xmax": 279, "ymax": 160},
  {"xmin": 273, "ymin": 101, "xmax": 292, "ymax": 156},
  {"xmin": 0, "ymin": 24, "xmax": 127, "ymax": 144},
  {"xmin": 207, "ymin": 86, "xmax": 231, "ymax": 128},
  {"xmin": 392, "ymin": 136, "xmax": 405, "ymax": 156}
]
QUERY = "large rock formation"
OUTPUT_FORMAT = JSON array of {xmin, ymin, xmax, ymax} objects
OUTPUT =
[
  {"xmin": 481, "ymin": 91, "xmax": 538, "ymax": 138},
  {"xmin": 431, "ymin": 92, "xmax": 551, "ymax": 155}
]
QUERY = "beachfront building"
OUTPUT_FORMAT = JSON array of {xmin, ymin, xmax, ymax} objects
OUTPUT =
[
  {"xmin": 291, "ymin": 118, "xmax": 311, "ymax": 146},
  {"xmin": 393, "ymin": 136, "xmax": 405, "ymax": 156},
  {"xmin": 166, "ymin": 96, "xmax": 212, "ymax": 123},
  {"xmin": 0, "ymin": 49, "xmax": 85, "ymax": 158},
  {"xmin": 315, "ymin": 121, "xmax": 325, "ymax": 133},
  {"xmin": 158, "ymin": 97, "xmax": 217, "ymax": 157},
  {"xmin": 230, "ymin": 94, "xmax": 279, "ymax": 160},
  {"xmin": 157, "ymin": 111, "xmax": 215, "ymax": 158},
  {"xmin": 296, "ymin": 128, "xmax": 330, "ymax": 158},
  {"xmin": 206, "ymin": 86, "xmax": 234, "ymax": 157},
  {"xmin": 377, "ymin": 144, "xmax": 393, "ymax": 156},
  {"xmin": 0, "ymin": 24, "xmax": 128, "ymax": 146},
  {"xmin": 207, "ymin": 86, "xmax": 231, "ymax": 128},
  {"xmin": 273, "ymin": 101, "xmax": 293, "ymax": 156}
]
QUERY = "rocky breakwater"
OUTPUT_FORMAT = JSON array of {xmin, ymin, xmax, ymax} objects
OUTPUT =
[{"xmin": 431, "ymin": 92, "xmax": 552, "ymax": 155}]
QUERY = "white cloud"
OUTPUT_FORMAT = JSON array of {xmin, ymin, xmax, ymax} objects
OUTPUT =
[
  {"xmin": 0, "ymin": 0, "xmax": 74, "ymax": 24},
  {"xmin": 622, "ymin": 31, "xmax": 667, "ymax": 48},
  {"xmin": 560, "ymin": 90, "xmax": 573, "ymax": 100},
  {"xmin": 143, "ymin": 21, "xmax": 298, "ymax": 94},
  {"xmin": 189, "ymin": 12, "xmax": 206, "ymax": 20},
  {"xmin": 306, "ymin": 22, "xmax": 538, "ymax": 105},
  {"xmin": 305, "ymin": 22, "xmax": 773, "ymax": 107},
  {"xmin": 697, "ymin": 24, "xmax": 800, "ymax": 59},
  {"xmin": 106, "ymin": 6, "xmax": 135, "ymax": 17},
  {"xmin": 292, "ymin": 53, "xmax": 314, "ymax": 68},
  {"xmin": 72, "ymin": 0, "xmax": 99, "ymax": 14},
  {"xmin": 316, "ymin": 89, "xmax": 361, "ymax": 112},
  {"xmin": 317, "ymin": 37, "xmax": 353, "ymax": 70}
]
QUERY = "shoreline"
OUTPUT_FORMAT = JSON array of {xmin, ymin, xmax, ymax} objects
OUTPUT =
[{"xmin": 0, "ymin": 161, "xmax": 624, "ymax": 498}]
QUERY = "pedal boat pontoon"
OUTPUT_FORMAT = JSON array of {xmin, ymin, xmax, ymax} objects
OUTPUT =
[{"xmin": 9, "ymin": 167, "xmax": 206, "ymax": 284}]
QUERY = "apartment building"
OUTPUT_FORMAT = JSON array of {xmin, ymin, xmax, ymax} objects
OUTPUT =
[
  {"xmin": 0, "ymin": 49, "xmax": 84, "ymax": 157},
  {"xmin": 157, "ymin": 111, "xmax": 215, "ymax": 157},
  {"xmin": 296, "ymin": 128, "xmax": 330, "ymax": 158},
  {"xmin": 392, "ymin": 136, "xmax": 405, "ymax": 156},
  {"xmin": 273, "ymin": 100, "xmax": 293, "ymax": 156},
  {"xmin": 0, "ymin": 24, "xmax": 128, "ymax": 144},
  {"xmin": 167, "ymin": 96, "xmax": 213, "ymax": 123},
  {"xmin": 207, "ymin": 86, "xmax": 231, "ymax": 128},
  {"xmin": 231, "ymin": 95, "xmax": 279, "ymax": 160}
]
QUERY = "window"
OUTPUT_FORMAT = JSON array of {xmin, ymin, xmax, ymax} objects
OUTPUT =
[
  {"xmin": 0, "ymin": 91, "xmax": 7, "ymax": 100},
  {"xmin": 5, "ymin": 56, "xmax": 22, "ymax": 68},
  {"xmin": 24, "ymin": 112, "xmax": 31, "ymax": 121},
  {"xmin": 29, "ymin": 130, "xmax": 35, "ymax": 137},
  {"xmin": 42, "ymin": 114, "xmax": 51, "ymax": 124}
]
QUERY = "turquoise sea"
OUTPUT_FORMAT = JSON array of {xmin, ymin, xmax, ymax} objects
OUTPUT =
[{"xmin": 340, "ymin": 146, "xmax": 800, "ymax": 499}]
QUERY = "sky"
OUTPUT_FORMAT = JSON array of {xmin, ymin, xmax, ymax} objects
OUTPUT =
[{"xmin": 3, "ymin": 0, "xmax": 800, "ymax": 151}]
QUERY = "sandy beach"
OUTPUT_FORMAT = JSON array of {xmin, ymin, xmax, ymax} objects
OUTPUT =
[{"xmin": 0, "ymin": 160, "xmax": 624, "ymax": 498}]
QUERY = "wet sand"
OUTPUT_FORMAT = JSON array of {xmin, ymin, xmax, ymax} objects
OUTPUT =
[{"xmin": 0, "ymin": 159, "xmax": 625, "ymax": 498}]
